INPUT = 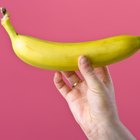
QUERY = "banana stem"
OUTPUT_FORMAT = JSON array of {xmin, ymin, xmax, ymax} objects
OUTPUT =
[
  {"xmin": 0, "ymin": 7, "xmax": 7, "ymax": 17},
  {"xmin": 0, "ymin": 7, "xmax": 17, "ymax": 40}
]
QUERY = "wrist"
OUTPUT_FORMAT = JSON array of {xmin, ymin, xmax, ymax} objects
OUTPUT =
[
  {"xmin": 80, "ymin": 118, "xmax": 136, "ymax": 140},
  {"xmin": 84, "ymin": 118, "xmax": 120, "ymax": 140}
]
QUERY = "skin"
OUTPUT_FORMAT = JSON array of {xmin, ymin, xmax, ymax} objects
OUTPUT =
[{"xmin": 53, "ymin": 55, "xmax": 136, "ymax": 140}]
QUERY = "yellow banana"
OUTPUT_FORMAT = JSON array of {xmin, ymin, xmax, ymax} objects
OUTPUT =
[{"xmin": 1, "ymin": 7, "xmax": 140, "ymax": 71}]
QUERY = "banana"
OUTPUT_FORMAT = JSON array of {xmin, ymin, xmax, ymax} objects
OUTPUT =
[{"xmin": 0, "ymin": 7, "xmax": 140, "ymax": 71}]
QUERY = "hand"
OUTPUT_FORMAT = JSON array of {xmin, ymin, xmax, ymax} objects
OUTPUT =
[{"xmin": 53, "ymin": 55, "xmax": 136, "ymax": 140}]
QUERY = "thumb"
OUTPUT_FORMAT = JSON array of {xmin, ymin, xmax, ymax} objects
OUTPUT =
[{"xmin": 78, "ymin": 55, "xmax": 102, "ymax": 92}]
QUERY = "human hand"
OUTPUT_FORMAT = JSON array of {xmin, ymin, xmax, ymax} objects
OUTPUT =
[{"xmin": 53, "ymin": 55, "xmax": 136, "ymax": 140}]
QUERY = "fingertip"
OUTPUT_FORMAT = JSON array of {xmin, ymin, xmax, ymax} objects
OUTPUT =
[
  {"xmin": 79, "ymin": 55, "xmax": 92, "ymax": 66},
  {"xmin": 78, "ymin": 55, "xmax": 84, "ymax": 62},
  {"xmin": 78, "ymin": 55, "xmax": 93, "ymax": 73},
  {"xmin": 53, "ymin": 71, "xmax": 71, "ymax": 99},
  {"xmin": 78, "ymin": 55, "xmax": 87, "ymax": 65},
  {"xmin": 54, "ymin": 71, "xmax": 60, "ymax": 77},
  {"xmin": 54, "ymin": 71, "xmax": 62, "ymax": 83}
]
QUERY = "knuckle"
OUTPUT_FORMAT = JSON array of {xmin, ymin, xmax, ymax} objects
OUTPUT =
[
  {"xmin": 58, "ymin": 82, "xmax": 65, "ymax": 90},
  {"xmin": 85, "ymin": 66, "xmax": 93, "ymax": 74}
]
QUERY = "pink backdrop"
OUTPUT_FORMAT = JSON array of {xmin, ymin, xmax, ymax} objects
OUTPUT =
[{"xmin": 0, "ymin": 0, "xmax": 140, "ymax": 139}]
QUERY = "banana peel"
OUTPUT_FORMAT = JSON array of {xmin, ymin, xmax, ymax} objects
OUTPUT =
[{"xmin": 1, "ymin": 7, "xmax": 140, "ymax": 71}]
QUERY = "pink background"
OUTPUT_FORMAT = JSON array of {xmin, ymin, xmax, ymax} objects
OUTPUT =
[{"xmin": 0, "ymin": 0, "xmax": 140, "ymax": 139}]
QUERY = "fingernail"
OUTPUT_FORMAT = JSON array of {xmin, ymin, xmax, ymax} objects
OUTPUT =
[{"xmin": 80, "ymin": 56, "xmax": 89, "ymax": 65}]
